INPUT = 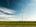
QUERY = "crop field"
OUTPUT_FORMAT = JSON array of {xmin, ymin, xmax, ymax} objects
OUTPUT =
[{"xmin": 0, "ymin": 21, "xmax": 35, "ymax": 27}]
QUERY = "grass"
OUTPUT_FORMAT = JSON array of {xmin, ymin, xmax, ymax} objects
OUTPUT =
[{"xmin": 0, "ymin": 21, "xmax": 36, "ymax": 26}]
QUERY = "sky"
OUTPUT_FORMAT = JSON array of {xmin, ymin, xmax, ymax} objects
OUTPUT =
[
  {"xmin": 23, "ymin": 0, "xmax": 36, "ymax": 21},
  {"xmin": 0, "ymin": 0, "xmax": 36, "ymax": 21},
  {"xmin": 0, "ymin": 0, "xmax": 23, "ymax": 21}
]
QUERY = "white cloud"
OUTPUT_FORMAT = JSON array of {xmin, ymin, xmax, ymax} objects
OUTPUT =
[
  {"xmin": 0, "ymin": 7, "xmax": 16, "ymax": 14},
  {"xmin": 0, "ymin": 7, "xmax": 22, "ymax": 21}
]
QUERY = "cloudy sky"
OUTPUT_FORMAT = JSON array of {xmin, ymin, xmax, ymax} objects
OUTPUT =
[
  {"xmin": 23, "ymin": 0, "xmax": 36, "ymax": 21},
  {"xmin": 0, "ymin": 0, "xmax": 36, "ymax": 21},
  {"xmin": 0, "ymin": 0, "xmax": 22, "ymax": 21}
]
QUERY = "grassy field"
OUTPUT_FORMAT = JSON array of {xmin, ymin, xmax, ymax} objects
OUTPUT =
[{"xmin": 0, "ymin": 21, "xmax": 36, "ymax": 26}]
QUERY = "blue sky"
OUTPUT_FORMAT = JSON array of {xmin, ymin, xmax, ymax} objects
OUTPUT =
[{"xmin": 0, "ymin": 0, "xmax": 36, "ymax": 21}]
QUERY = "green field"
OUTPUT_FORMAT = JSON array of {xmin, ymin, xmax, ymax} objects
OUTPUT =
[{"xmin": 0, "ymin": 21, "xmax": 36, "ymax": 26}]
